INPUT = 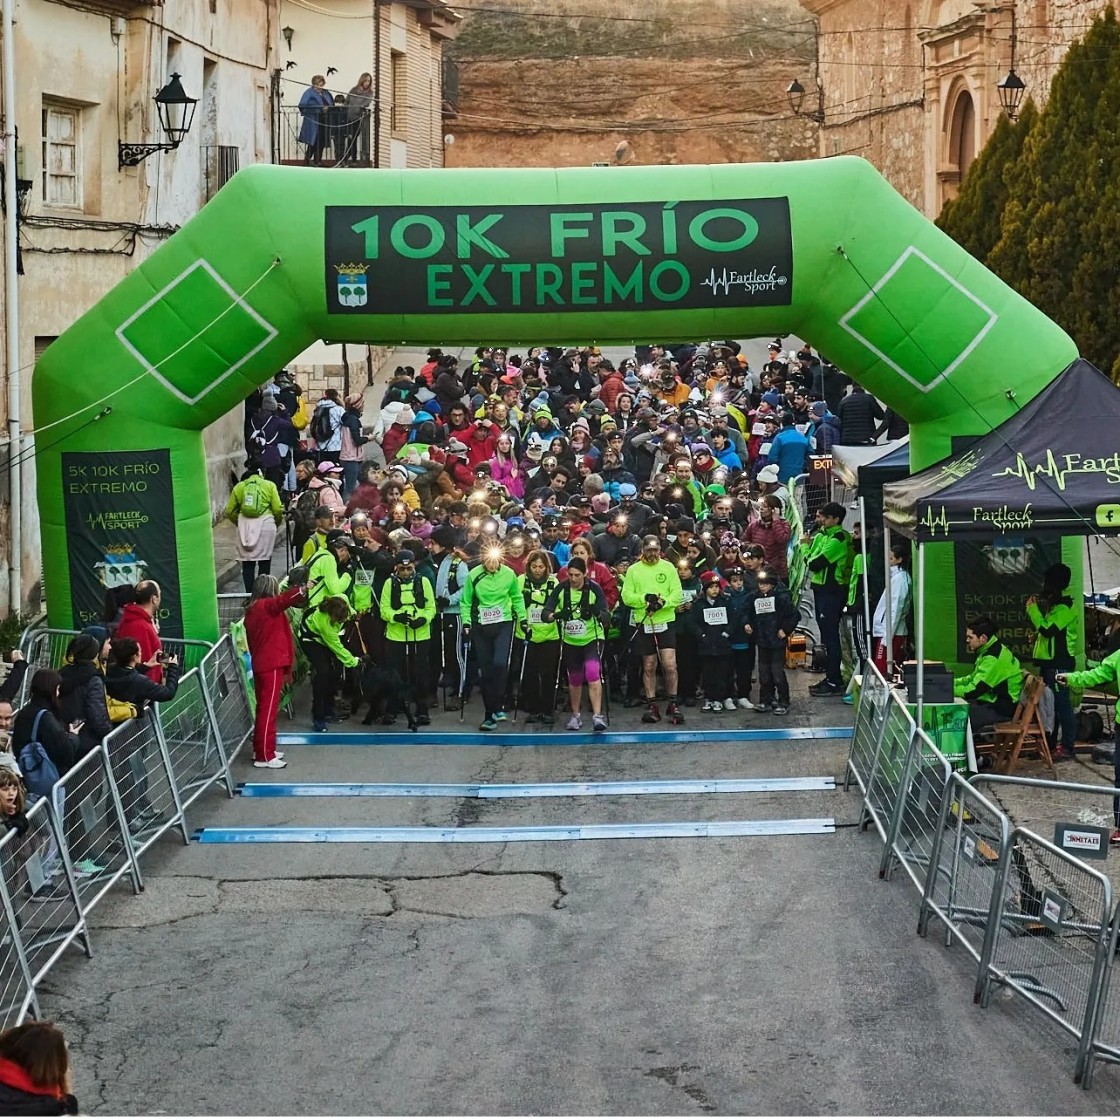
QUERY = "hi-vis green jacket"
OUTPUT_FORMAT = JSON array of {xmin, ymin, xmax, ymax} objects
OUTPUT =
[
  {"xmin": 379, "ymin": 575, "xmax": 437, "ymax": 642},
  {"xmin": 806, "ymin": 525, "xmax": 853, "ymax": 590},
  {"xmin": 953, "ymin": 635, "xmax": 1023, "ymax": 712},
  {"xmin": 1065, "ymin": 650, "xmax": 1120, "ymax": 719},
  {"xmin": 1026, "ymin": 595, "xmax": 1077, "ymax": 669}
]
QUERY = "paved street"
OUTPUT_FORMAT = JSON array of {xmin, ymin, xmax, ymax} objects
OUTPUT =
[{"xmin": 38, "ymin": 673, "xmax": 1120, "ymax": 1114}]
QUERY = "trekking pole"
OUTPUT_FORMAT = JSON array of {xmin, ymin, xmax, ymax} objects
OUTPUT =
[
  {"xmin": 502, "ymin": 622, "xmax": 515, "ymax": 715},
  {"xmin": 596, "ymin": 633, "xmax": 611, "ymax": 727},
  {"xmin": 512, "ymin": 627, "xmax": 530, "ymax": 723},
  {"xmin": 550, "ymin": 621, "xmax": 567, "ymax": 733},
  {"xmin": 459, "ymin": 627, "xmax": 472, "ymax": 723},
  {"xmin": 404, "ymin": 624, "xmax": 418, "ymax": 732}
]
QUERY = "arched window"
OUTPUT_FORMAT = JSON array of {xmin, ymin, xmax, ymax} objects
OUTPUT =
[{"xmin": 948, "ymin": 89, "xmax": 976, "ymax": 179}]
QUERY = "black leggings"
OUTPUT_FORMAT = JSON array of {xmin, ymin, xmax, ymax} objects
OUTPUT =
[
  {"xmin": 520, "ymin": 640, "xmax": 560, "ymax": 714},
  {"xmin": 301, "ymin": 640, "xmax": 341, "ymax": 722},
  {"xmin": 472, "ymin": 622, "xmax": 514, "ymax": 717},
  {"xmin": 242, "ymin": 559, "xmax": 272, "ymax": 593}
]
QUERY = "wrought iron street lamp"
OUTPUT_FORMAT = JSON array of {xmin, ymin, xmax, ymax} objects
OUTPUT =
[{"xmin": 119, "ymin": 73, "xmax": 198, "ymax": 168}]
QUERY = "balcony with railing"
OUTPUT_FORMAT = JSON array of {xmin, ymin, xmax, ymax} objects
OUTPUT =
[{"xmin": 274, "ymin": 102, "xmax": 373, "ymax": 167}]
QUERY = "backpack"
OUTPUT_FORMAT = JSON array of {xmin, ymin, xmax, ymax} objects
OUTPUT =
[
  {"xmin": 293, "ymin": 489, "xmax": 320, "ymax": 537},
  {"xmin": 310, "ymin": 403, "xmax": 337, "ymax": 444},
  {"xmin": 291, "ymin": 395, "xmax": 309, "ymax": 430},
  {"xmin": 247, "ymin": 421, "xmax": 276, "ymax": 463},
  {"xmin": 238, "ymin": 475, "xmax": 270, "ymax": 516},
  {"xmin": 19, "ymin": 711, "xmax": 60, "ymax": 799}
]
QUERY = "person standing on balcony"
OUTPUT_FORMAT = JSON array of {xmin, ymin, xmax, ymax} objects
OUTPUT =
[
  {"xmin": 298, "ymin": 75, "xmax": 333, "ymax": 166},
  {"xmin": 347, "ymin": 72, "xmax": 374, "ymax": 165}
]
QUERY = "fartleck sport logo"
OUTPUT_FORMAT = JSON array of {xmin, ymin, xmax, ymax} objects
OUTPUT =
[{"xmin": 324, "ymin": 199, "xmax": 793, "ymax": 315}]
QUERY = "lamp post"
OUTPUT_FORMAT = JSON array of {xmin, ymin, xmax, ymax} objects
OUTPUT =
[
  {"xmin": 119, "ymin": 73, "xmax": 199, "ymax": 168},
  {"xmin": 996, "ymin": 2, "xmax": 1026, "ymax": 120},
  {"xmin": 787, "ymin": 78, "xmax": 824, "ymax": 125}
]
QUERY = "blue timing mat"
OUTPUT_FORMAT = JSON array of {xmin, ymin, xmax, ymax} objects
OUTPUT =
[
  {"xmin": 193, "ymin": 818, "xmax": 837, "ymax": 844},
  {"xmin": 275, "ymin": 726, "xmax": 853, "ymax": 748},
  {"xmin": 236, "ymin": 777, "xmax": 837, "ymax": 798}
]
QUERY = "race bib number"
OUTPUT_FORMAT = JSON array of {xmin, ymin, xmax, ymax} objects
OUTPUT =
[
  {"xmin": 759, "ymin": 442, "xmax": 772, "ymax": 457},
  {"xmin": 751, "ymin": 422, "xmax": 769, "ymax": 437},
  {"xmin": 643, "ymin": 621, "xmax": 668, "ymax": 634},
  {"xmin": 703, "ymin": 607, "xmax": 728, "ymax": 626},
  {"xmin": 479, "ymin": 606, "xmax": 504, "ymax": 625},
  {"xmin": 353, "ymin": 568, "xmax": 374, "ymax": 586},
  {"xmin": 564, "ymin": 619, "xmax": 588, "ymax": 638},
  {"xmin": 528, "ymin": 607, "xmax": 544, "ymax": 625},
  {"xmin": 680, "ymin": 589, "xmax": 698, "ymax": 605},
  {"xmin": 755, "ymin": 596, "xmax": 776, "ymax": 615},
  {"xmin": 795, "ymin": 423, "xmax": 810, "ymax": 435}
]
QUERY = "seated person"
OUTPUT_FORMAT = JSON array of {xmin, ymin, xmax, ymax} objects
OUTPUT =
[{"xmin": 953, "ymin": 615, "xmax": 1022, "ymax": 733}]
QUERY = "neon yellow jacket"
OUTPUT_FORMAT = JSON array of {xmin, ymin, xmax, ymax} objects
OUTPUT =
[
  {"xmin": 225, "ymin": 475, "xmax": 283, "ymax": 522},
  {"xmin": 620, "ymin": 559, "xmax": 682, "ymax": 627},
  {"xmin": 301, "ymin": 607, "xmax": 358, "ymax": 668},
  {"xmin": 379, "ymin": 575, "xmax": 437, "ymax": 642}
]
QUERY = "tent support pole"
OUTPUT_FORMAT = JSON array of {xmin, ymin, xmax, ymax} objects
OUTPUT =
[
  {"xmin": 859, "ymin": 495, "xmax": 872, "ymax": 662},
  {"xmin": 916, "ymin": 541, "xmax": 925, "ymax": 727},
  {"xmin": 883, "ymin": 523, "xmax": 893, "ymax": 676}
]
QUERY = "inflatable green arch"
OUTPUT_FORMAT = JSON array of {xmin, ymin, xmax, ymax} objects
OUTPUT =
[{"xmin": 35, "ymin": 158, "xmax": 1078, "ymax": 654}]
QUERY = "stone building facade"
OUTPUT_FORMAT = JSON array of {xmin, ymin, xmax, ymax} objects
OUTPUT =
[{"xmin": 801, "ymin": 0, "xmax": 1119, "ymax": 217}]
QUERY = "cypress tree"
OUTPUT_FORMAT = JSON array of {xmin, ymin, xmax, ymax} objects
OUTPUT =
[{"xmin": 987, "ymin": 9, "xmax": 1120, "ymax": 375}]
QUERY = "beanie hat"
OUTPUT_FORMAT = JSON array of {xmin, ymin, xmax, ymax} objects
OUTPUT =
[
  {"xmin": 345, "ymin": 393, "xmax": 365, "ymax": 410},
  {"xmin": 700, "ymin": 571, "xmax": 722, "ymax": 586},
  {"xmin": 618, "ymin": 482, "xmax": 637, "ymax": 498},
  {"xmin": 810, "ymin": 401, "xmax": 827, "ymax": 417},
  {"xmin": 757, "ymin": 464, "xmax": 780, "ymax": 484},
  {"xmin": 262, "ymin": 396, "xmax": 278, "ymax": 413},
  {"xmin": 396, "ymin": 406, "xmax": 416, "ymax": 426},
  {"xmin": 430, "ymin": 524, "xmax": 457, "ymax": 549}
]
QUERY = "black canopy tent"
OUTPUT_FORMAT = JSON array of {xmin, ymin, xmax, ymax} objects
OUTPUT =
[
  {"xmin": 883, "ymin": 360, "xmax": 1120, "ymax": 542},
  {"xmin": 880, "ymin": 358, "xmax": 1115, "ymax": 720}
]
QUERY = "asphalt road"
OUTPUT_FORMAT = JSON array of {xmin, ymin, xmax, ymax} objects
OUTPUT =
[{"xmin": 35, "ymin": 673, "xmax": 1120, "ymax": 1115}]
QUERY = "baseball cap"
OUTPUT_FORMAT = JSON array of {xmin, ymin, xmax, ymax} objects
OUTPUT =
[{"xmin": 395, "ymin": 550, "xmax": 416, "ymax": 565}]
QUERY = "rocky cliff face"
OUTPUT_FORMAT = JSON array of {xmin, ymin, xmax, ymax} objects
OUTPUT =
[{"xmin": 444, "ymin": 0, "xmax": 819, "ymax": 168}]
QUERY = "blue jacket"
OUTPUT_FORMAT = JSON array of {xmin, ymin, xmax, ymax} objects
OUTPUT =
[
  {"xmin": 727, "ymin": 584, "xmax": 752, "ymax": 650},
  {"xmin": 766, "ymin": 427, "xmax": 811, "ymax": 483},
  {"xmin": 713, "ymin": 445, "xmax": 743, "ymax": 470},
  {"xmin": 298, "ymin": 86, "xmax": 334, "ymax": 145}
]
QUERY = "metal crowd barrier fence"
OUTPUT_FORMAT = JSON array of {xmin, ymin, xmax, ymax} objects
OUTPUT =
[
  {"xmin": 860, "ymin": 689, "xmax": 916, "ymax": 842},
  {"xmin": 0, "ymin": 634, "xmax": 255, "ymax": 1030},
  {"xmin": 156, "ymin": 666, "xmax": 233, "ymax": 805},
  {"xmin": 216, "ymin": 593, "xmax": 249, "ymax": 632},
  {"xmin": 0, "ymin": 797, "xmax": 90, "ymax": 999},
  {"xmin": 199, "ymin": 639, "xmax": 254, "ymax": 769},
  {"xmin": 17, "ymin": 628, "xmax": 213, "ymax": 706},
  {"xmin": 972, "ymin": 773, "xmax": 1120, "ymax": 850},
  {"xmin": 917, "ymin": 773, "xmax": 1012, "ymax": 964},
  {"xmin": 1083, "ymin": 903, "xmax": 1120, "ymax": 1087},
  {"xmin": 51, "ymin": 745, "xmax": 143, "ymax": 917},
  {"xmin": 879, "ymin": 727, "xmax": 953, "ymax": 887},
  {"xmin": 977, "ymin": 826, "xmax": 1112, "ymax": 1082},
  {"xmin": 106, "ymin": 709, "xmax": 190, "ymax": 860},
  {"xmin": 843, "ymin": 664, "xmax": 891, "ymax": 796}
]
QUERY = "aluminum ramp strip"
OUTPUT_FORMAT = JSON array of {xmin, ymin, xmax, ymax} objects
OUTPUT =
[
  {"xmin": 274, "ymin": 726, "xmax": 852, "ymax": 748},
  {"xmin": 236, "ymin": 777, "xmax": 837, "ymax": 799},
  {"xmin": 193, "ymin": 819, "xmax": 837, "ymax": 843}
]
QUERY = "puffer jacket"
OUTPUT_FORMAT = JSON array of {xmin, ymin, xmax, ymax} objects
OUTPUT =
[{"xmin": 58, "ymin": 660, "xmax": 113, "ymax": 752}]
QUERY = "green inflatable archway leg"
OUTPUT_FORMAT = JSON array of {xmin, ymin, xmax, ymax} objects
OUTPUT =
[{"xmin": 34, "ymin": 159, "xmax": 1077, "ymax": 647}]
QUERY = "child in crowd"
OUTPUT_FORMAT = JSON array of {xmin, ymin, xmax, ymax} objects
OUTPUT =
[{"xmin": 744, "ymin": 569, "xmax": 799, "ymax": 716}]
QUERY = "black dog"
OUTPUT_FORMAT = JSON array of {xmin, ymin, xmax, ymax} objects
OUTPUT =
[{"xmin": 351, "ymin": 660, "xmax": 417, "ymax": 731}]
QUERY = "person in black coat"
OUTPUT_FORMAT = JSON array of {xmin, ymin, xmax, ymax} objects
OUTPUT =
[
  {"xmin": 694, "ymin": 571, "xmax": 735, "ymax": 709},
  {"xmin": 103, "ymin": 638, "xmax": 181, "ymax": 710},
  {"xmin": 10, "ymin": 670, "xmax": 80, "ymax": 781},
  {"xmin": 835, "ymin": 384, "xmax": 885, "ymax": 446},
  {"xmin": 744, "ymin": 570, "xmax": 800, "ymax": 715},
  {"xmin": 58, "ymin": 634, "xmax": 113, "ymax": 756},
  {"xmin": 0, "ymin": 1021, "xmax": 79, "ymax": 1115},
  {"xmin": 103, "ymin": 637, "xmax": 181, "ymax": 833}
]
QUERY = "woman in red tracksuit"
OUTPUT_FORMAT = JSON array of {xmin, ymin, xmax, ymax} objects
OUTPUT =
[{"xmin": 243, "ymin": 575, "xmax": 305, "ymax": 769}]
